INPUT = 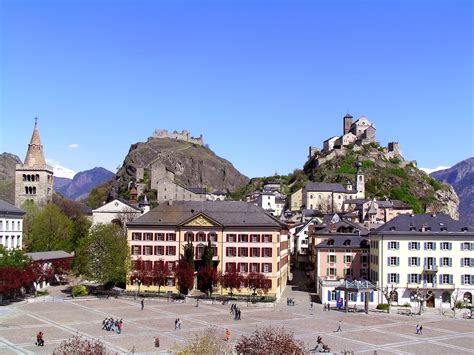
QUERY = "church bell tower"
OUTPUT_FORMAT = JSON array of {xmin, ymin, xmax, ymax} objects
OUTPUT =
[{"xmin": 355, "ymin": 161, "xmax": 365, "ymax": 199}]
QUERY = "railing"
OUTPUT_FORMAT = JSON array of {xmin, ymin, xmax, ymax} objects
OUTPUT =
[{"xmin": 422, "ymin": 265, "xmax": 438, "ymax": 273}]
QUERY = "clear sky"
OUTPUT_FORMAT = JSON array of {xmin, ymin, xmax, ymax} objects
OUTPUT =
[{"xmin": 1, "ymin": 0, "xmax": 472, "ymax": 178}]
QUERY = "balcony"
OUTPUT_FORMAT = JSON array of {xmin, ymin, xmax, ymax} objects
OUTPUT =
[
  {"xmin": 406, "ymin": 282, "xmax": 455, "ymax": 290},
  {"xmin": 422, "ymin": 265, "xmax": 438, "ymax": 273}
]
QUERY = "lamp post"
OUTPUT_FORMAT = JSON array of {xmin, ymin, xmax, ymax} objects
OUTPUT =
[{"xmin": 133, "ymin": 278, "xmax": 141, "ymax": 300}]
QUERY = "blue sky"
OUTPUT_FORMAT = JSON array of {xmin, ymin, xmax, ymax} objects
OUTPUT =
[{"xmin": 1, "ymin": 0, "xmax": 472, "ymax": 178}]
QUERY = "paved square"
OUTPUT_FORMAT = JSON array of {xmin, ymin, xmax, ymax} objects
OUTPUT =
[{"xmin": 0, "ymin": 295, "xmax": 473, "ymax": 354}]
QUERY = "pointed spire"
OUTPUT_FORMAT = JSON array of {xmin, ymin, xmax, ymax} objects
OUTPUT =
[{"xmin": 24, "ymin": 118, "xmax": 46, "ymax": 167}]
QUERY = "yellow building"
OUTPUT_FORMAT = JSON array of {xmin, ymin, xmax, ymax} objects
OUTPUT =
[{"xmin": 126, "ymin": 201, "xmax": 289, "ymax": 298}]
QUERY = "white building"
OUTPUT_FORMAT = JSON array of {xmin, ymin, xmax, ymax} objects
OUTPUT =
[
  {"xmin": 92, "ymin": 199, "xmax": 143, "ymax": 226},
  {"xmin": 0, "ymin": 199, "xmax": 25, "ymax": 250},
  {"xmin": 370, "ymin": 214, "xmax": 474, "ymax": 309}
]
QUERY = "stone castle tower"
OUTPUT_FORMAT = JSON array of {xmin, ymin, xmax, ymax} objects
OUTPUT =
[{"xmin": 15, "ymin": 120, "xmax": 54, "ymax": 207}]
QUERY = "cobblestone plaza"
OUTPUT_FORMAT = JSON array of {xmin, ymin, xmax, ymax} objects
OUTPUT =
[{"xmin": 1, "ymin": 293, "xmax": 473, "ymax": 354}]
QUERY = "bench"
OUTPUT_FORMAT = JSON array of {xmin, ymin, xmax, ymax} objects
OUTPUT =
[{"xmin": 397, "ymin": 308, "xmax": 412, "ymax": 316}]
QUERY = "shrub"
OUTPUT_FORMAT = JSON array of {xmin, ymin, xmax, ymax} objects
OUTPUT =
[
  {"xmin": 236, "ymin": 326, "xmax": 306, "ymax": 355},
  {"xmin": 72, "ymin": 285, "xmax": 88, "ymax": 297},
  {"xmin": 389, "ymin": 157, "xmax": 401, "ymax": 165},
  {"xmin": 172, "ymin": 327, "xmax": 233, "ymax": 354},
  {"xmin": 53, "ymin": 334, "xmax": 113, "ymax": 355},
  {"xmin": 376, "ymin": 303, "xmax": 389, "ymax": 311},
  {"xmin": 361, "ymin": 160, "xmax": 375, "ymax": 169}
]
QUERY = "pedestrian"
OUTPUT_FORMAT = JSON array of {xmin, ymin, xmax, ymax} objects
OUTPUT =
[
  {"xmin": 238, "ymin": 309, "xmax": 241, "ymax": 320},
  {"xmin": 154, "ymin": 336, "xmax": 160, "ymax": 348},
  {"xmin": 416, "ymin": 324, "xmax": 420, "ymax": 334},
  {"xmin": 419, "ymin": 325, "xmax": 423, "ymax": 335},
  {"xmin": 196, "ymin": 298, "xmax": 199, "ymax": 307},
  {"xmin": 224, "ymin": 328, "xmax": 231, "ymax": 341},
  {"xmin": 287, "ymin": 297, "xmax": 289, "ymax": 306},
  {"xmin": 36, "ymin": 331, "xmax": 44, "ymax": 346},
  {"xmin": 336, "ymin": 320, "xmax": 342, "ymax": 332},
  {"xmin": 310, "ymin": 301, "xmax": 313, "ymax": 310},
  {"xmin": 178, "ymin": 318, "xmax": 182, "ymax": 329},
  {"xmin": 175, "ymin": 318, "xmax": 178, "ymax": 330},
  {"xmin": 141, "ymin": 298, "xmax": 144, "ymax": 311}
]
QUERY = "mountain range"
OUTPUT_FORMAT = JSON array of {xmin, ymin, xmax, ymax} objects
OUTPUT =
[
  {"xmin": 431, "ymin": 157, "xmax": 474, "ymax": 226},
  {"xmin": 54, "ymin": 167, "xmax": 114, "ymax": 201}
]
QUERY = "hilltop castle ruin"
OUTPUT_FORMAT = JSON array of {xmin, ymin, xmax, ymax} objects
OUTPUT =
[{"xmin": 152, "ymin": 129, "xmax": 204, "ymax": 146}]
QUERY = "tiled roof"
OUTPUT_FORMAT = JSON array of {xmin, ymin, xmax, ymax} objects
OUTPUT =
[
  {"xmin": 25, "ymin": 250, "xmax": 74, "ymax": 261},
  {"xmin": 0, "ymin": 199, "xmax": 25, "ymax": 216},
  {"xmin": 315, "ymin": 235, "xmax": 369, "ymax": 249},
  {"xmin": 305, "ymin": 182, "xmax": 348, "ymax": 193},
  {"xmin": 187, "ymin": 187, "xmax": 206, "ymax": 194},
  {"xmin": 374, "ymin": 214, "xmax": 473, "ymax": 234},
  {"xmin": 127, "ymin": 201, "xmax": 285, "ymax": 228}
]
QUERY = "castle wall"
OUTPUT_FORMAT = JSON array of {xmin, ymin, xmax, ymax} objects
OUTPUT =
[{"xmin": 152, "ymin": 129, "xmax": 204, "ymax": 146}]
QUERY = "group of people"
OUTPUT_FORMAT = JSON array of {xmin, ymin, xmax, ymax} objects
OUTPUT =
[
  {"xmin": 35, "ymin": 331, "xmax": 44, "ymax": 347},
  {"xmin": 230, "ymin": 303, "xmax": 241, "ymax": 320},
  {"xmin": 287, "ymin": 297, "xmax": 296, "ymax": 306},
  {"xmin": 102, "ymin": 318, "xmax": 123, "ymax": 333},
  {"xmin": 323, "ymin": 303, "xmax": 331, "ymax": 311},
  {"xmin": 314, "ymin": 336, "xmax": 331, "ymax": 352},
  {"xmin": 174, "ymin": 318, "xmax": 182, "ymax": 330},
  {"xmin": 416, "ymin": 324, "xmax": 423, "ymax": 335}
]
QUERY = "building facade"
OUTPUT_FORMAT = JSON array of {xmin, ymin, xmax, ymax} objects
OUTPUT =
[
  {"xmin": 92, "ymin": 199, "xmax": 143, "ymax": 226},
  {"xmin": 0, "ymin": 200, "xmax": 25, "ymax": 250},
  {"xmin": 126, "ymin": 201, "xmax": 289, "ymax": 298},
  {"xmin": 369, "ymin": 214, "xmax": 474, "ymax": 308},
  {"xmin": 15, "ymin": 120, "xmax": 54, "ymax": 207}
]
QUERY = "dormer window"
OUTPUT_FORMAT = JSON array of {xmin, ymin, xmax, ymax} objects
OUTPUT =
[
  {"xmin": 389, "ymin": 226, "xmax": 396, "ymax": 231},
  {"xmin": 343, "ymin": 239, "xmax": 351, "ymax": 246},
  {"xmin": 327, "ymin": 239, "xmax": 334, "ymax": 246},
  {"xmin": 461, "ymin": 227, "xmax": 469, "ymax": 232}
]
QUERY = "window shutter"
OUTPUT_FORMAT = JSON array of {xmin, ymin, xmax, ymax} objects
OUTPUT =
[
  {"xmin": 407, "ymin": 274, "xmax": 410, "ymax": 284},
  {"xmin": 417, "ymin": 257, "xmax": 420, "ymax": 266},
  {"xmin": 361, "ymin": 292, "xmax": 365, "ymax": 302},
  {"xmin": 327, "ymin": 255, "xmax": 329, "ymax": 263},
  {"xmin": 408, "ymin": 257, "xmax": 411, "ymax": 266},
  {"xmin": 238, "ymin": 248, "xmax": 241, "ymax": 257},
  {"xmin": 424, "ymin": 257, "xmax": 427, "ymax": 266},
  {"xmin": 387, "ymin": 274, "xmax": 390, "ymax": 284},
  {"xmin": 449, "ymin": 275, "xmax": 453, "ymax": 284},
  {"xmin": 138, "ymin": 246, "xmax": 142, "ymax": 254},
  {"xmin": 417, "ymin": 242, "xmax": 420, "ymax": 250},
  {"xmin": 256, "ymin": 263, "xmax": 260, "ymax": 272},
  {"xmin": 461, "ymin": 243, "xmax": 464, "ymax": 251},
  {"xmin": 226, "ymin": 248, "xmax": 229, "ymax": 257},
  {"xmin": 408, "ymin": 243, "xmax": 411, "ymax": 250},
  {"xmin": 471, "ymin": 258, "xmax": 474, "ymax": 266},
  {"xmin": 327, "ymin": 267, "xmax": 330, "ymax": 276},
  {"xmin": 226, "ymin": 235, "xmax": 229, "ymax": 242},
  {"xmin": 424, "ymin": 242, "xmax": 427, "ymax": 250},
  {"xmin": 370, "ymin": 292, "xmax": 374, "ymax": 302},
  {"xmin": 471, "ymin": 275, "xmax": 474, "ymax": 284},
  {"xmin": 387, "ymin": 257, "xmax": 390, "ymax": 266},
  {"xmin": 471, "ymin": 243, "xmax": 474, "ymax": 250},
  {"xmin": 449, "ymin": 258, "xmax": 452, "ymax": 267},
  {"xmin": 269, "ymin": 263, "xmax": 272, "ymax": 272},
  {"xmin": 396, "ymin": 242, "xmax": 400, "ymax": 250},
  {"xmin": 448, "ymin": 242, "xmax": 452, "ymax": 250},
  {"xmin": 461, "ymin": 275, "xmax": 465, "ymax": 285},
  {"xmin": 439, "ymin": 274, "xmax": 442, "ymax": 284},
  {"xmin": 396, "ymin": 257, "xmax": 400, "ymax": 266},
  {"xmin": 269, "ymin": 248, "xmax": 272, "ymax": 257},
  {"xmin": 433, "ymin": 243, "xmax": 436, "ymax": 250},
  {"xmin": 396, "ymin": 274, "xmax": 400, "ymax": 284},
  {"xmin": 334, "ymin": 255, "xmax": 337, "ymax": 263}
]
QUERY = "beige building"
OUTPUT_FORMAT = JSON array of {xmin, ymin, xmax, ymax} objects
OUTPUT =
[
  {"xmin": 289, "ymin": 188, "xmax": 303, "ymax": 212},
  {"xmin": 15, "ymin": 120, "xmax": 54, "ymax": 207},
  {"xmin": 126, "ymin": 201, "xmax": 289, "ymax": 299},
  {"xmin": 343, "ymin": 199, "xmax": 413, "ymax": 225},
  {"xmin": 369, "ymin": 214, "xmax": 474, "ymax": 308}
]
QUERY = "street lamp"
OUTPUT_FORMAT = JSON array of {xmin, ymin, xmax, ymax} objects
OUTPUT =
[
  {"xmin": 133, "ymin": 278, "xmax": 141, "ymax": 300},
  {"xmin": 411, "ymin": 292, "xmax": 422, "ymax": 315}
]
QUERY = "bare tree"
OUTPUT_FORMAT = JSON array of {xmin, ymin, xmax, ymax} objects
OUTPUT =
[
  {"xmin": 113, "ymin": 207, "xmax": 141, "ymax": 234},
  {"xmin": 451, "ymin": 288, "xmax": 464, "ymax": 318},
  {"xmin": 379, "ymin": 284, "xmax": 398, "ymax": 313}
]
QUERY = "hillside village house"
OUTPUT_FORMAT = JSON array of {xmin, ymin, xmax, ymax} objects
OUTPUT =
[
  {"xmin": 126, "ymin": 201, "xmax": 289, "ymax": 299},
  {"xmin": 92, "ymin": 199, "xmax": 143, "ymax": 226},
  {"xmin": 343, "ymin": 199, "xmax": 413, "ymax": 225},
  {"xmin": 0, "ymin": 199, "xmax": 25, "ymax": 250},
  {"xmin": 369, "ymin": 214, "xmax": 474, "ymax": 308}
]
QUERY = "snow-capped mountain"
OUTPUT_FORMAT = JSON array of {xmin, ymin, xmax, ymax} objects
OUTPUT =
[{"xmin": 46, "ymin": 160, "xmax": 76, "ymax": 179}]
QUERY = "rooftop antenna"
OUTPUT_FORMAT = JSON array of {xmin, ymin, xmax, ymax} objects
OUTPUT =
[{"xmin": 34, "ymin": 117, "xmax": 38, "ymax": 127}]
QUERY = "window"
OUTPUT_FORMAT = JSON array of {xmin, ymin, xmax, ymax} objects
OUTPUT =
[
  {"xmin": 167, "ymin": 278, "xmax": 175, "ymax": 287},
  {"xmin": 262, "ymin": 248, "xmax": 272, "ymax": 257},
  {"xmin": 409, "ymin": 274, "xmax": 421, "ymax": 283},
  {"xmin": 227, "ymin": 234, "xmax": 237, "ymax": 242},
  {"xmin": 409, "ymin": 242, "xmax": 420, "ymax": 250},
  {"xmin": 185, "ymin": 232, "xmax": 194, "ymax": 242},
  {"xmin": 226, "ymin": 247, "xmax": 237, "ymax": 257},
  {"xmin": 388, "ymin": 241, "xmax": 399, "ymax": 250},
  {"xmin": 239, "ymin": 234, "xmax": 248, "ymax": 243},
  {"xmin": 143, "ymin": 246, "xmax": 152, "ymax": 255},
  {"xmin": 263, "ymin": 234, "xmax": 272, "ymax": 243},
  {"xmin": 440, "ymin": 257, "xmax": 452, "ymax": 267},
  {"xmin": 251, "ymin": 234, "xmax": 260, "ymax": 243},
  {"xmin": 197, "ymin": 232, "xmax": 206, "ymax": 242},
  {"xmin": 239, "ymin": 247, "xmax": 248, "ymax": 257},
  {"xmin": 424, "ymin": 242, "xmax": 435, "ymax": 250},
  {"xmin": 387, "ymin": 273, "xmax": 399, "ymax": 284},
  {"xmin": 132, "ymin": 233, "xmax": 142, "ymax": 241},
  {"xmin": 155, "ymin": 233, "xmax": 164, "ymax": 241},
  {"xmin": 226, "ymin": 263, "xmax": 236, "ymax": 272},
  {"xmin": 409, "ymin": 257, "xmax": 419, "ymax": 266},
  {"xmin": 327, "ymin": 268, "xmax": 337, "ymax": 277},
  {"xmin": 144, "ymin": 233, "xmax": 153, "ymax": 241},
  {"xmin": 155, "ymin": 246, "xmax": 164, "ymax": 255},
  {"xmin": 461, "ymin": 242, "xmax": 474, "ymax": 251},
  {"xmin": 239, "ymin": 263, "xmax": 248, "ymax": 273},
  {"xmin": 440, "ymin": 274, "xmax": 453, "ymax": 284},
  {"xmin": 166, "ymin": 246, "xmax": 176, "ymax": 255},
  {"xmin": 132, "ymin": 246, "xmax": 141, "ymax": 255},
  {"xmin": 349, "ymin": 292, "xmax": 357, "ymax": 301},
  {"xmin": 263, "ymin": 263, "xmax": 272, "ymax": 273},
  {"xmin": 208, "ymin": 232, "xmax": 217, "ymax": 242},
  {"xmin": 344, "ymin": 268, "xmax": 353, "ymax": 277},
  {"xmin": 166, "ymin": 233, "xmax": 176, "ymax": 241},
  {"xmin": 328, "ymin": 255, "xmax": 337, "ymax": 263},
  {"xmin": 251, "ymin": 247, "xmax": 260, "ymax": 257},
  {"xmin": 441, "ymin": 242, "xmax": 452, "ymax": 251},
  {"xmin": 462, "ymin": 258, "xmax": 473, "ymax": 267},
  {"xmin": 330, "ymin": 290, "xmax": 337, "ymax": 301},
  {"xmin": 462, "ymin": 275, "xmax": 473, "ymax": 285},
  {"xmin": 388, "ymin": 257, "xmax": 399, "ymax": 266},
  {"xmin": 344, "ymin": 255, "xmax": 352, "ymax": 263},
  {"xmin": 251, "ymin": 263, "xmax": 259, "ymax": 272},
  {"xmin": 442, "ymin": 291, "xmax": 451, "ymax": 303}
]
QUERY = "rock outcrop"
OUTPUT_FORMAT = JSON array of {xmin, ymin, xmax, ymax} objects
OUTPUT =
[
  {"xmin": 109, "ymin": 137, "xmax": 249, "ymax": 200},
  {"xmin": 0, "ymin": 152, "xmax": 22, "ymax": 203},
  {"xmin": 431, "ymin": 158, "xmax": 473, "ymax": 225}
]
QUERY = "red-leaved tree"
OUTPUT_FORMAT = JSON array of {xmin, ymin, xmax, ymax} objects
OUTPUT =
[
  {"xmin": 151, "ymin": 259, "xmax": 170, "ymax": 293},
  {"xmin": 245, "ymin": 272, "xmax": 271, "ymax": 296},
  {"xmin": 221, "ymin": 270, "xmax": 244, "ymax": 297},
  {"xmin": 175, "ymin": 260, "xmax": 194, "ymax": 295}
]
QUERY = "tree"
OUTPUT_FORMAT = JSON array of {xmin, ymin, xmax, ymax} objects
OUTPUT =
[
  {"xmin": 235, "ymin": 327, "xmax": 306, "ymax": 355},
  {"xmin": 175, "ymin": 260, "xmax": 194, "ymax": 295},
  {"xmin": 0, "ymin": 245, "xmax": 30, "ymax": 268},
  {"xmin": 379, "ymin": 284, "xmax": 398, "ymax": 314},
  {"xmin": 150, "ymin": 259, "xmax": 170, "ymax": 294},
  {"xmin": 246, "ymin": 272, "xmax": 271, "ymax": 297},
  {"xmin": 172, "ymin": 327, "xmax": 233, "ymax": 355},
  {"xmin": 197, "ymin": 266, "xmax": 218, "ymax": 296},
  {"xmin": 183, "ymin": 242, "xmax": 195, "ymax": 269},
  {"xmin": 53, "ymin": 334, "xmax": 113, "ymax": 355},
  {"xmin": 113, "ymin": 207, "xmax": 141, "ymax": 234},
  {"xmin": 221, "ymin": 270, "xmax": 244, "ymax": 298},
  {"xmin": 201, "ymin": 240, "xmax": 214, "ymax": 268},
  {"xmin": 75, "ymin": 224, "xmax": 130, "ymax": 285},
  {"xmin": 27, "ymin": 204, "xmax": 74, "ymax": 252},
  {"xmin": 451, "ymin": 288, "xmax": 464, "ymax": 318}
]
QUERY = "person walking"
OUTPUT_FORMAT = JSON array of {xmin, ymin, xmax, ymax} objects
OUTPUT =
[
  {"xmin": 36, "ymin": 331, "xmax": 44, "ymax": 346},
  {"xmin": 154, "ymin": 336, "xmax": 160, "ymax": 348},
  {"xmin": 224, "ymin": 328, "xmax": 231, "ymax": 341},
  {"xmin": 310, "ymin": 301, "xmax": 313, "ymax": 310},
  {"xmin": 175, "ymin": 319, "xmax": 178, "ymax": 330},
  {"xmin": 419, "ymin": 325, "xmax": 423, "ymax": 335},
  {"xmin": 141, "ymin": 298, "xmax": 145, "ymax": 311},
  {"xmin": 178, "ymin": 318, "xmax": 182, "ymax": 330},
  {"xmin": 336, "ymin": 320, "xmax": 342, "ymax": 332}
]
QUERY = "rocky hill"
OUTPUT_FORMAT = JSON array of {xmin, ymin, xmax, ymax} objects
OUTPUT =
[
  {"xmin": 300, "ymin": 144, "xmax": 459, "ymax": 219},
  {"xmin": 0, "ymin": 152, "xmax": 22, "ymax": 203},
  {"xmin": 109, "ymin": 137, "xmax": 249, "ymax": 200},
  {"xmin": 54, "ymin": 167, "xmax": 114, "ymax": 201},
  {"xmin": 431, "ymin": 158, "xmax": 473, "ymax": 225}
]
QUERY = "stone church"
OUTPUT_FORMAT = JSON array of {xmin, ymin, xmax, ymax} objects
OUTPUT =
[{"xmin": 15, "ymin": 120, "xmax": 54, "ymax": 207}]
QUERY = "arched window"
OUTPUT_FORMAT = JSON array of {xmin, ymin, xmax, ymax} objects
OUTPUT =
[
  {"xmin": 331, "ymin": 290, "xmax": 337, "ymax": 301},
  {"xmin": 442, "ymin": 291, "xmax": 451, "ymax": 303},
  {"xmin": 23, "ymin": 174, "xmax": 26, "ymax": 181},
  {"xmin": 197, "ymin": 232, "xmax": 206, "ymax": 242},
  {"xmin": 32, "ymin": 187, "xmax": 36, "ymax": 194},
  {"xmin": 208, "ymin": 232, "xmax": 217, "ymax": 242},
  {"xmin": 36, "ymin": 174, "xmax": 40, "ymax": 182},
  {"xmin": 310, "ymin": 194, "xmax": 313, "ymax": 199},
  {"xmin": 25, "ymin": 187, "xmax": 29, "ymax": 194},
  {"xmin": 343, "ymin": 239, "xmax": 351, "ymax": 246},
  {"xmin": 327, "ymin": 239, "xmax": 334, "ymax": 246},
  {"xmin": 185, "ymin": 232, "xmax": 194, "ymax": 243},
  {"xmin": 27, "ymin": 175, "xmax": 31, "ymax": 181},
  {"xmin": 28, "ymin": 187, "xmax": 33, "ymax": 194}
]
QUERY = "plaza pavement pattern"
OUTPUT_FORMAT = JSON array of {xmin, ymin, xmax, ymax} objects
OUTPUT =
[{"xmin": 0, "ymin": 288, "xmax": 473, "ymax": 354}]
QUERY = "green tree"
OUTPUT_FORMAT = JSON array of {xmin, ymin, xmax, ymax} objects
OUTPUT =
[
  {"xmin": 27, "ymin": 204, "xmax": 73, "ymax": 252},
  {"xmin": 183, "ymin": 242, "xmax": 195, "ymax": 270},
  {"xmin": 201, "ymin": 240, "xmax": 214, "ymax": 268},
  {"xmin": 0, "ymin": 246, "xmax": 30, "ymax": 268},
  {"xmin": 75, "ymin": 224, "xmax": 130, "ymax": 285}
]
